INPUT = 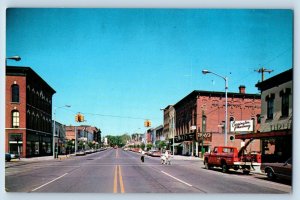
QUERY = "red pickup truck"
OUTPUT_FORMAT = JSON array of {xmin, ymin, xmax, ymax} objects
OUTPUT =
[{"xmin": 203, "ymin": 139, "xmax": 261, "ymax": 174}]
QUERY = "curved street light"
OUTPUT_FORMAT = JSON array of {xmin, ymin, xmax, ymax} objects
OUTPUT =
[
  {"xmin": 202, "ymin": 69, "xmax": 228, "ymax": 146},
  {"xmin": 6, "ymin": 56, "xmax": 21, "ymax": 66},
  {"xmin": 53, "ymin": 105, "xmax": 71, "ymax": 158}
]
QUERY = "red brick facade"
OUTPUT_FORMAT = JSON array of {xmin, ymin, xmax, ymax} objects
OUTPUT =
[
  {"xmin": 173, "ymin": 88, "xmax": 261, "ymax": 156},
  {"xmin": 6, "ymin": 66, "xmax": 55, "ymax": 157}
]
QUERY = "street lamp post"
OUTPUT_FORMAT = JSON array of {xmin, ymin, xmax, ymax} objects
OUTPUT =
[
  {"xmin": 202, "ymin": 70, "xmax": 228, "ymax": 146},
  {"xmin": 53, "ymin": 105, "xmax": 71, "ymax": 158},
  {"xmin": 6, "ymin": 56, "xmax": 21, "ymax": 66}
]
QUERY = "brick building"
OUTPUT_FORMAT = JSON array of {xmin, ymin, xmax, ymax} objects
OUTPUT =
[
  {"xmin": 65, "ymin": 125, "xmax": 101, "ymax": 151},
  {"xmin": 171, "ymin": 86, "xmax": 261, "ymax": 156},
  {"xmin": 5, "ymin": 66, "xmax": 55, "ymax": 157}
]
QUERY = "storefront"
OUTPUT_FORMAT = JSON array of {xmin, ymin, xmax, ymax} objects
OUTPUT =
[
  {"xmin": 235, "ymin": 130, "xmax": 292, "ymax": 162},
  {"xmin": 8, "ymin": 133, "xmax": 23, "ymax": 155},
  {"xmin": 174, "ymin": 132, "xmax": 196, "ymax": 156},
  {"xmin": 26, "ymin": 131, "xmax": 52, "ymax": 157}
]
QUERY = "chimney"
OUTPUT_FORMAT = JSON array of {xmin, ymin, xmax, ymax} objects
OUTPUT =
[{"xmin": 239, "ymin": 85, "xmax": 246, "ymax": 94}]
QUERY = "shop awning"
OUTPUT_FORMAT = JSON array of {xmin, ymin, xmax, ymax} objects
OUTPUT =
[{"xmin": 235, "ymin": 130, "xmax": 291, "ymax": 140}]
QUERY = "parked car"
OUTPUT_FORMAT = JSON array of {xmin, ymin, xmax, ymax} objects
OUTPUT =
[
  {"xmin": 10, "ymin": 153, "xmax": 20, "ymax": 159},
  {"xmin": 151, "ymin": 151, "xmax": 162, "ymax": 157},
  {"xmin": 5, "ymin": 153, "xmax": 11, "ymax": 162},
  {"xmin": 261, "ymin": 157, "xmax": 292, "ymax": 180}
]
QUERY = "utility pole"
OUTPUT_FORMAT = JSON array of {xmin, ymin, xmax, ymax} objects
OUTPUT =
[{"xmin": 255, "ymin": 67, "xmax": 273, "ymax": 81}]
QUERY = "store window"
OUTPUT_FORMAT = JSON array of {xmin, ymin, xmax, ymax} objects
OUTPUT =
[{"xmin": 12, "ymin": 110, "xmax": 20, "ymax": 128}]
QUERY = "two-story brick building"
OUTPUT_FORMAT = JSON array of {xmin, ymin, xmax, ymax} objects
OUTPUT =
[
  {"xmin": 6, "ymin": 66, "xmax": 56, "ymax": 157},
  {"xmin": 65, "ymin": 125, "xmax": 101, "ymax": 151}
]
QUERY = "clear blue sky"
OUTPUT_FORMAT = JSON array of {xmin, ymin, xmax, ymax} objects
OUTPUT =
[{"xmin": 6, "ymin": 9, "xmax": 293, "ymax": 136}]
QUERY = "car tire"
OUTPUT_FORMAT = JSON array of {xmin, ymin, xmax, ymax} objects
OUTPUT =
[
  {"xmin": 204, "ymin": 161, "xmax": 211, "ymax": 169},
  {"xmin": 222, "ymin": 163, "xmax": 228, "ymax": 173},
  {"xmin": 267, "ymin": 169, "xmax": 276, "ymax": 180}
]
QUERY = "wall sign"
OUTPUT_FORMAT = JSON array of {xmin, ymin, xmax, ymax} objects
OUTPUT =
[{"xmin": 230, "ymin": 120, "xmax": 253, "ymax": 132}]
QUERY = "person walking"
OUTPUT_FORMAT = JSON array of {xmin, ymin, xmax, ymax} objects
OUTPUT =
[{"xmin": 141, "ymin": 150, "xmax": 145, "ymax": 163}]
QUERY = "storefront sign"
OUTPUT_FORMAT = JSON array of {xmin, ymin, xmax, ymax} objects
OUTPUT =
[
  {"xmin": 198, "ymin": 132, "xmax": 212, "ymax": 142},
  {"xmin": 230, "ymin": 120, "xmax": 253, "ymax": 132},
  {"xmin": 175, "ymin": 133, "xmax": 195, "ymax": 143},
  {"xmin": 270, "ymin": 123, "xmax": 292, "ymax": 131}
]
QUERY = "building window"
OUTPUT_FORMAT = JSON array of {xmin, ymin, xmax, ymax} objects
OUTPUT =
[
  {"xmin": 11, "ymin": 84, "xmax": 19, "ymax": 103},
  {"xmin": 266, "ymin": 94, "xmax": 275, "ymax": 120},
  {"xmin": 12, "ymin": 110, "xmax": 20, "ymax": 128},
  {"xmin": 202, "ymin": 114, "xmax": 207, "ymax": 133},
  {"xmin": 280, "ymin": 89, "xmax": 291, "ymax": 118},
  {"xmin": 256, "ymin": 114, "xmax": 261, "ymax": 124}
]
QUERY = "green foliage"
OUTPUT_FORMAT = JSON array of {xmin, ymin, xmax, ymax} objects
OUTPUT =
[
  {"xmin": 78, "ymin": 141, "xmax": 84, "ymax": 150},
  {"xmin": 88, "ymin": 141, "xmax": 94, "ymax": 149},
  {"xmin": 140, "ymin": 143, "xmax": 145, "ymax": 150},
  {"xmin": 105, "ymin": 134, "xmax": 131, "ymax": 147},
  {"xmin": 158, "ymin": 141, "xmax": 167, "ymax": 149},
  {"xmin": 146, "ymin": 143, "xmax": 153, "ymax": 150}
]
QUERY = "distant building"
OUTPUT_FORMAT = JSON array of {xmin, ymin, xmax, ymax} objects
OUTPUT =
[
  {"xmin": 236, "ymin": 69, "xmax": 292, "ymax": 162},
  {"xmin": 162, "ymin": 105, "xmax": 176, "ymax": 152},
  {"xmin": 172, "ymin": 86, "xmax": 261, "ymax": 156},
  {"xmin": 104, "ymin": 137, "xmax": 108, "ymax": 146},
  {"xmin": 5, "ymin": 66, "xmax": 56, "ymax": 157},
  {"xmin": 145, "ymin": 128, "xmax": 152, "ymax": 144},
  {"xmin": 52, "ymin": 121, "xmax": 66, "ymax": 154},
  {"xmin": 153, "ymin": 125, "xmax": 164, "ymax": 149},
  {"xmin": 65, "ymin": 125, "xmax": 101, "ymax": 149}
]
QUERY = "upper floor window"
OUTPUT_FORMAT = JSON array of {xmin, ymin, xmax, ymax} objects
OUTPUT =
[
  {"xmin": 11, "ymin": 84, "xmax": 19, "ymax": 103},
  {"xmin": 280, "ymin": 88, "xmax": 291, "ymax": 117},
  {"xmin": 12, "ymin": 110, "xmax": 20, "ymax": 128},
  {"xmin": 266, "ymin": 94, "xmax": 275, "ymax": 120},
  {"xmin": 202, "ymin": 114, "xmax": 207, "ymax": 133}
]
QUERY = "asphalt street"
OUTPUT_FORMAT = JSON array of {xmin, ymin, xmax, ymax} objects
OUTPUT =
[{"xmin": 5, "ymin": 148, "xmax": 292, "ymax": 193}]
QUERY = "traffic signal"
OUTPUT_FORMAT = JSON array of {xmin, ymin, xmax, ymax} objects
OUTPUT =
[
  {"xmin": 75, "ymin": 113, "xmax": 84, "ymax": 122},
  {"xmin": 144, "ymin": 120, "xmax": 151, "ymax": 127}
]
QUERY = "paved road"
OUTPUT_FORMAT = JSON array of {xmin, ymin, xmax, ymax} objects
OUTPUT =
[{"xmin": 5, "ymin": 148, "xmax": 292, "ymax": 193}]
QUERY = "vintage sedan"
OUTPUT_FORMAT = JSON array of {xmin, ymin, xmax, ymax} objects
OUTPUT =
[{"xmin": 261, "ymin": 157, "xmax": 292, "ymax": 180}]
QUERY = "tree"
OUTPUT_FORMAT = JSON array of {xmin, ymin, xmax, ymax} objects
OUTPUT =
[
  {"xmin": 146, "ymin": 143, "xmax": 153, "ymax": 150},
  {"xmin": 88, "ymin": 142, "xmax": 94, "ymax": 149},
  {"xmin": 158, "ymin": 141, "xmax": 167, "ymax": 150},
  {"xmin": 78, "ymin": 141, "xmax": 84, "ymax": 150}
]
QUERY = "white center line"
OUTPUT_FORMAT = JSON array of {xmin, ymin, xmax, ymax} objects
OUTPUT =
[
  {"xmin": 161, "ymin": 171, "xmax": 193, "ymax": 187},
  {"xmin": 31, "ymin": 173, "xmax": 68, "ymax": 192}
]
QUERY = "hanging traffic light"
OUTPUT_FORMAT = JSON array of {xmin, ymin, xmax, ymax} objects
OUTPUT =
[
  {"xmin": 144, "ymin": 120, "xmax": 151, "ymax": 127},
  {"xmin": 75, "ymin": 113, "xmax": 85, "ymax": 122}
]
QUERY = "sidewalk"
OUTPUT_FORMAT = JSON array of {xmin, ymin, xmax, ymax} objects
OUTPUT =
[
  {"xmin": 5, "ymin": 154, "xmax": 75, "ymax": 168},
  {"xmin": 171, "ymin": 155, "xmax": 204, "ymax": 161}
]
